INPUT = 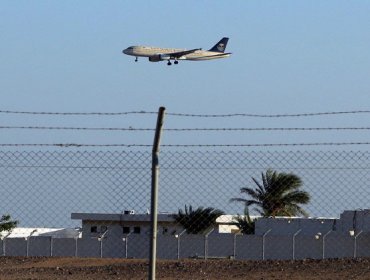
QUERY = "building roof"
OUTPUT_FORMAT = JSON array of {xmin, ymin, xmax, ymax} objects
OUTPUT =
[
  {"xmin": 71, "ymin": 212, "xmax": 175, "ymax": 223},
  {"xmin": 0, "ymin": 227, "xmax": 81, "ymax": 239}
]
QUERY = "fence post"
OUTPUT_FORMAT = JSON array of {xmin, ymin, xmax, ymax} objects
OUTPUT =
[
  {"xmin": 292, "ymin": 229, "xmax": 302, "ymax": 260},
  {"xmin": 204, "ymin": 228, "xmax": 214, "ymax": 260},
  {"xmin": 322, "ymin": 230, "xmax": 332, "ymax": 259},
  {"xmin": 124, "ymin": 233, "xmax": 131, "ymax": 258},
  {"xmin": 175, "ymin": 230, "xmax": 186, "ymax": 260},
  {"xmin": 233, "ymin": 233, "xmax": 239, "ymax": 259},
  {"xmin": 99, "ymin": 230, "xmax": 109, "ymax": 258},
  {"xmin": 50, "ymin": 236, "xmax": 53, "ymax": 257},
  {"xmin": 75, "ymin": 237, "xmax": 78, "ymax": 257},
  {"xmin": 353, "ymin": 230, "xmax": 363, "ymax": 258},
  {"xmin": 262, "ymin": 229, "xmax": 271, "ymax": 260},
  {"xmin": 149, "ymin": 107, "xmax": 166, "ymax": 280},
  {"xmin": 26, "ymin": 229, "xmax": 37, "ymax": 257},
  {"xmin": 1, "ymin": 232, "xmax": 11, "ymax": 256}
]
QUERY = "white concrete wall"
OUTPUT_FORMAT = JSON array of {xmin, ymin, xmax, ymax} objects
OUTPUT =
[
  {"xmin": 324, "ymin": 232, "xmax": 353, "ymax": 258},
  {"xmin": 77, "ymin": 238, "xmax": 100, "ymax": 257},
  {"xmin": 5, "ymin": 238, "xmax": 27, "ymax": 256},
  {"xmin": 235, "ymin": 235, "xmax": 263, "ymax": 260},
  {"xmin": 157, "ymin": 235, "xmax": 178, "ymax": 259},
  {"xmin": 208, "ymin": 234, "xmax": 234, "ymax": 258},
  {"xmin": 52, "ymin": 238, "xmax": 76, "ymax": 257},
  {"xmin": 127, "ymin": 235, "xmax": 149, "ymax": 259},
  {"xmin": 294, "ymin": 235, "xmax": 322, "ymax": 259},
  {"xmin": 255, "ymin": 218, "xmax": 336, "ymax": 236},
  {"xmin": 356, "ymin": 232, "xmax": 370, "ymax": 257},
  {"xmin": 264, "ymin": 235, "xmax": 293, "ymax": 260},
  {"xmin": 28, "ymin": 236, "xmax": 51, "ymax": 257},
  {"xmin": 179, "ymin": 234, "xmax": 205, "ymax": 258},
  {"xmin": 3, "ymin": 232, "xmax": 370, "ymax": 260}
]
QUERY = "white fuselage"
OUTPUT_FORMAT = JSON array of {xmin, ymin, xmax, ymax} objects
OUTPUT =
[{"xmin": 123, "ymin": 46, "xmax": 230, "ymax": 61}]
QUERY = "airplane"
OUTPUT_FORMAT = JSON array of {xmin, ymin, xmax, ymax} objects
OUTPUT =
[{"xmin": 122, "ymin": 37, "xmax": 231, "ymax": 65}]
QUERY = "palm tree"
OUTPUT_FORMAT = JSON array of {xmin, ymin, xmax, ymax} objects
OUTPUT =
[
  {"xmin": 230, "ymin": 169, "xmax": 310, "ymax": 217},
  {"xmin": 0, "ymin": 214, "xmax": 18, "ymax": 233},
  {"xmin": 172, "ymin": 205, "xmax": 224, "ymax": 234},
  {"xmin": 233, "ymin": 206, "xmax": 255, "ymax": 234}
]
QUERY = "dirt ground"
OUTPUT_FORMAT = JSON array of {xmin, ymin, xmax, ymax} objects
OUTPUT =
[{"xmin": 1, "ymin": 257, "xmax": 370, "ymax": 280}]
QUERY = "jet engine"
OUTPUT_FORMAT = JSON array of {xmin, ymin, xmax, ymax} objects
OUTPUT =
[{"xmin": 148, "ymin": 54, "xmax": 171, "ymax": 62}]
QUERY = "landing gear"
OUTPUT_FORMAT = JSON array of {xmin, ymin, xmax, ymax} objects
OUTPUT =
[
  {"xmin": 167, "ymin": 60, "xmax": 178, "ymax": 66},
  {"xmin": 135, "ymin": 57, "xmax": 138, "ymax": 62}
]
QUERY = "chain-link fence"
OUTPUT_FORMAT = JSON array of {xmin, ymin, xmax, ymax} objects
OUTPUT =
[{"xmin": 1, "ymin": 150, "xmax": 370, "ymax": 259}]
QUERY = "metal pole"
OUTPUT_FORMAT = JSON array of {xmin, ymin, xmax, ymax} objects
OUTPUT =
[
  {"xmin": 100, "ymin": 239, "xmax": 103, "ymax": 258},
  {"xmin": 99, "ymin": 230, "xmax": 109, "ymax": 258},
  {"xmin": 177, "ymin": 236, "xmax": 180, "ymax": 260},
  {"xmin": 204, "ymin": 228, "xmax": 214, "ymax": 260},
  {"xmin": 2, "ymin": 238, "xmax": 5, "ymax": 256},
  {"xmin": 292, "ymin": 229, "xmax": 302, "ymax": 260},
  {"xmin": 2, "ymin": 233, "xmax": 11, "ymax": 256},
  {"xmin": 75, "ymin": 237, "xmax": 78, "ymax": 257},
  {"xmin": 50, "ymin": 236, "xmax": 53, "ymax": 257},
  {"xmin": 262, "ymin": 229, "xmax": 271, "ymax": 260},
  {"xmin": 124, "ymin": 233, "xmax": 131, "ymax": 259},
  {"xmin": 149, "ymin": 107, "xmax": 166, "ymax": 280},
  {"xmin": 322, "ymin": 230, "xmax": 332, "ymax": 259},
  {"xmin": 233, "ymin": 233, "xmax": 239, "ymax": 259},
  {"xmin": 125, "ymin": 237, "xmax": 128, "ymax": 258},
  {"xmin": 26, "ymin": 238, "xmax": 30, "ymax": 257},
  {"xmin": 26, "ymin": 230, "xmax": 37, "ymax": 257},
  {"xmin": 176, "ymin": 229, "xmax": 186, "ymax": 260},
  {"xmin": 354, "ymin": 230, "xmax": 363, "ymax": 258}
]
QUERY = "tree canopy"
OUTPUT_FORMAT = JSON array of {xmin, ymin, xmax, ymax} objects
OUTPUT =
[
  {"xmin": 230, "ymin": 169, "xmax": 310, "ymax": 217},
  {"xmin": 233, "ymin": 207, "xmax": 255, "ymax": 234},
  {"xmin": 0, "ymin": 214, "xmax": 18, "ymax": 234},
  {"xmin": 172, "ymin": 205, "xmax": 224, "ymax": 234}
]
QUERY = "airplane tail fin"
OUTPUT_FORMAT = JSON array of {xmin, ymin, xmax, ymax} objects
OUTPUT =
[{"xmin": 209, "ymin": 37, "xmax": 229, "ymax": 53}]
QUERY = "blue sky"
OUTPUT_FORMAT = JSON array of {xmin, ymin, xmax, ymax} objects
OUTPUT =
[
  {"xmin": 1, "ymin": 1, "xmax": 370, "ymax": 225},
  {"xmin": 1, "ymin": 1, "xmax": 370, "ymax": 147}
]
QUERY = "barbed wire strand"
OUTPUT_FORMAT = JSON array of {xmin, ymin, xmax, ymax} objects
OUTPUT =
[
  {"xmin": 166, "ymin": 110, "xmax": 370, "ymax": 118},
  {"xmin": 0, "ymin": 126, "xmax": 153, "ymax": 131},
  {"xmin": 2, "ymin": 109, "xmax": 370, "ymax": 118},
  {"xmin": 0, "ymin": 144, "xmax": 151, "ymax": 147},
  {"xmin": 2, "ymin": 126, "xmax": 370, "ymax": 131},
  {"xmin": 1, "ymin": 142, "xmax": 370, "ymax": 148},
  {"xmin": 0, "ymin": 165, "xmax": 369, "ymax": 171},
  {"xmin": 0, "ymin": 110, "xmax": 157, "ymax": 116}
]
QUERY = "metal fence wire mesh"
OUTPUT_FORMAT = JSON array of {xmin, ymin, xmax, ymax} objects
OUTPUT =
[{"xmin": 1, "ymin": 150, "xmax": 370, "ymax": 259}]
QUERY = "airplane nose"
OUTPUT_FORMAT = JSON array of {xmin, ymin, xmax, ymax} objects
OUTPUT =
[{"xmin": 122, "ymin": 49, "xmax": 127, "ymax": 54}]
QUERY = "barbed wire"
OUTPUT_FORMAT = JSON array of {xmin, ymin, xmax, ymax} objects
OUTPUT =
[
  {"xmin": 166, "ymin": 127, "xmax": 370, "ymax": 131},
  {"xmin": 0, "ymin": 126, "xmax": 153, "ymax": 131},
  {"xmin": 0, "ymin": 165, "xmax": 368, "ymax": 170},
  {"xmin": 2, "ymin": 109, "xmax": 370, "ymax": 118},
  {"xmin": 1, "ymin": 142, "xmax": 370, "ymax": 148},
  {"xmin": 160, "ymin": 142, "xmax": 370, "ymax": 147},
  {"xmin": 0, "ymin": 143, "xmax": 151, "ymax": 147},
  {"xmin": 167, "ymin": 110, "xmax": 370, "ymax": 118},
  {"xmin": 0, "ymin": 110, "xmax": 157, "ymax": 116},
  {"xmin": 2, "ymin": 126, "xmax": 370, "ymax": 132}
]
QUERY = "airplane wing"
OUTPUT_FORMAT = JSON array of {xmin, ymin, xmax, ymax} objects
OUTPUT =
[{"xmin": 166, "ymin": 48, "xmax": 201, "ymax": 58}]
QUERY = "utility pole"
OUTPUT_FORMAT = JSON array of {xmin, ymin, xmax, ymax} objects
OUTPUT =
[{"xmin": 149, "ymin": 106, "xmax": 166, "ymax": 280}]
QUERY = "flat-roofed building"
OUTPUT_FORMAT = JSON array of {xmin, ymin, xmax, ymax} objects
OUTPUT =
[{"xmin": 71, "ymin": 212, "xmax": 183, "ymax": 239}]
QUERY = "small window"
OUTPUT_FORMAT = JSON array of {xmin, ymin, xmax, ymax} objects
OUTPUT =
[
  {"xmin": 123, "ymin": 226, "xmax": 130, "ymax": 234},
  {"xmin": 162, "ymin": 227, "xmax": 168, "ymax": 234},
  {"xmin": 91, "ymin": 226, "xmax": 98, "ymax": 233},
  {"xmin": 133, "ymin": 226, "xmax": 141, "ymax": 234}
]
